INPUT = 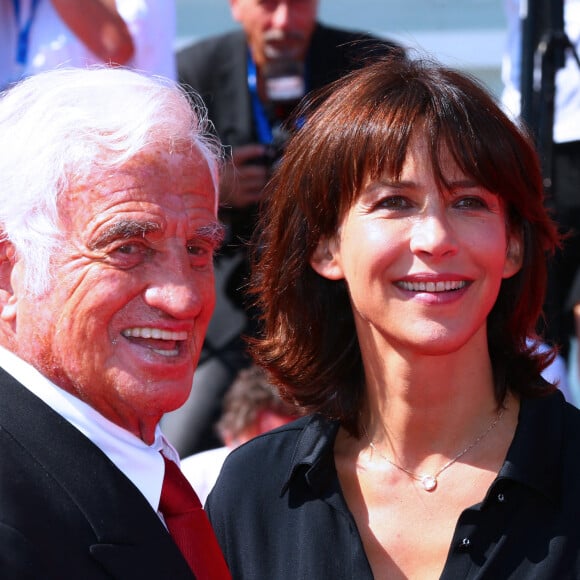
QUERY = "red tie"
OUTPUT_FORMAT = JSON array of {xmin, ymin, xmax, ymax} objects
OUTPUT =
[{"xmin": 159, "ymin": 454, "xmax": 231, "ymax": 579}]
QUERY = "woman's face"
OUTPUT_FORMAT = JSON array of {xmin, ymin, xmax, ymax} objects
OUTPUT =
[{"xmin": 310, "ymin": 132, "xmax": 523, "ymax": 358}]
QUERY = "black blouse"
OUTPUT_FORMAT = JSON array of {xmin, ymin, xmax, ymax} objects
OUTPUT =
[{"xmin": 206, "ymin": 391, "xmax": 580, "ymax": 579}]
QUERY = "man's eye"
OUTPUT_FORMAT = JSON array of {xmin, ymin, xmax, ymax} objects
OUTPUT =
[
  {"xmin": 105, "ymin": 242, "xmax": 150, "ymax": 269},
  {"xmin": 187, "ymin": 243, "xmax": 202, "ymax": 254},
  {"xmin": 115, "ymin": 243, "xmax": 145, "ymax": 255},
  {"xmin": 187, "ymin": 243, "xmax": 213, "ymax": 261},
  {"xmin": 112, "ymin": 242, "xmax": 153, "ymax": 261}
]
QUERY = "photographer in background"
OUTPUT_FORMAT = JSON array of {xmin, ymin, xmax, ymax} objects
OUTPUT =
[{"xmin": 165, "ymin": 0, "xmax": 403, "ymax": 456}]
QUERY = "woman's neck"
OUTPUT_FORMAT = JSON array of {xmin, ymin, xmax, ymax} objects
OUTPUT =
[{"xmin": 360, "ymin": 340, "xmax": 504, "ymax": 464}]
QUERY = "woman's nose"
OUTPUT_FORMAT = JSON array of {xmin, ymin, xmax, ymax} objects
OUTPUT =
[{"xmin": 409, "ymin": 211, "xmax": 458, "ymax": 259}]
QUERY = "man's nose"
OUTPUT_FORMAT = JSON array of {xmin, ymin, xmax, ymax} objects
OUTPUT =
[
  {"xmin": 143, "ymin": 254, "xmax": 211, "ymax": 320},
  {"xmin": 271, "ymin": 2, "xmax": 291, "ymax": 28}
]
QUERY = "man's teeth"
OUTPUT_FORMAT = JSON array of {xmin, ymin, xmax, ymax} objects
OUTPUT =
[
  {"xmin": 121, "ymin": 327, "xmax": 188, "ymax": 341},
  {"xmin": 152, "ymin": 348, "xmax": 180, "ymax": 357},
  {"xmin": 398, "ymin": 280, "xmax": 467, "ymax": 292}
]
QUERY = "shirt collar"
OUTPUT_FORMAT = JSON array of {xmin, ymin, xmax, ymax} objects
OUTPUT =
[
  {"xmin": 0, "ymin": 345, "xmax": 179, "ymax": 511},
  {"xmin": 494, "ymin": 391, "xmax": 565, "ymax": 503},
  {"xmin": 282, "ymin": 392, "xmax": 567, "ymax": 505},
  {"xmin": 282, "ymin": 414, "xmax": 340, "ymax": 495}
]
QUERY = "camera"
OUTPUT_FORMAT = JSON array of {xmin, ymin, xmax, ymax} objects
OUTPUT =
[
  {"xmin": 244, "ymin": 124, "xmax": 291, "ymax": 170},
  {"xmin": 255, "ymin": 57, "xmax": 303, "ymax": 170}
]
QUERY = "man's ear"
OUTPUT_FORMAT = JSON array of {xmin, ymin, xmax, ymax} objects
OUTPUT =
[
  {"xmin": 503, "ymin": 230, "xmax": 524, "ymax": 279},
  {"xmin": 229, "ymin": 0, "xmax": 242, "ymax": 22},
  {"xmin": 0, "ymin": 240, "xmax": 17, "ymax": 322},
  {"xmin": 309, "ymin": 236, "xmax": 344, "ymax": 281}
]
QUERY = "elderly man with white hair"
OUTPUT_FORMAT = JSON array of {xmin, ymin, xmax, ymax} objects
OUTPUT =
[{"xmin": 0, "ymin": 67, "xmax": 230, "ymax": 579}]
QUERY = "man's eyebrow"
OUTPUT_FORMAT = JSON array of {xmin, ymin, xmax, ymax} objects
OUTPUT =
[
  {"xmin": 89, "ymin": 219, "xmax": 226, "ymax": 251},
  {"xmin": 195, "ymin": 221, "xmax": 226, "ymax": 248},
  {"xmin": 89, "ymin": 220, "xmax": 161, "ymax": 250}
]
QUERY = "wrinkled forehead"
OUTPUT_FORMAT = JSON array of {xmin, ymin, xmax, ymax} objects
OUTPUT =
[
  {"xmin": 59, "ymin": 142, "xmax": 219, "ymax": 224},
  {"xmin": 68, "ymin": 141, "xmax": 218, "ymax": 209}
]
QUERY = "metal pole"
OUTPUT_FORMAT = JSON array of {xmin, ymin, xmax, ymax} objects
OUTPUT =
[{"xmin": 519, "ymin": 0, "xmax": 565, "ymax": 195}]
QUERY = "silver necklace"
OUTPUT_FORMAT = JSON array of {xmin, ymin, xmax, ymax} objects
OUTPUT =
[{"xmin": 362, "ymin": 406, "xmax": 505, "ymax": 492}]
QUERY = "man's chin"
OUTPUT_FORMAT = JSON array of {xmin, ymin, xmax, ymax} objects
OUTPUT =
[
  {"xmin": 163, "ymin": 385, "xmax": 193, "ymax": 413},
  {"xmin": 264, "ymin": 44, "xmax": 304, "ymax": 62}
]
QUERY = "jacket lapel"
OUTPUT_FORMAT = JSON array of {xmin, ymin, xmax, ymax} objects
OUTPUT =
[
  {"xmin": 0, "ymin": 369, "xmax": 195, "ymax": 579},
  {"xmin": 90, "ymin": 543, "xmax": 194, "ymax": 578}
]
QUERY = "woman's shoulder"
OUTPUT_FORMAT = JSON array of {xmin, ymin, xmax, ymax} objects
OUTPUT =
[
  {"xmin": 561, "ymin": 396, "xmax": 580, "ymax": 441},
  {"xmin": 520, "ymin": 390, "xmax": 580, "ymax": 473},
  {"xmin": 225, "ymin": 414, "xmax": 335, "ymax": 467},
  {"xmin": 208, "ymin": 414, "xmax": 339, "ymax": 499}
]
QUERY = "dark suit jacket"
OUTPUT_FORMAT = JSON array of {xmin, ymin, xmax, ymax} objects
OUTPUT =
[
  {"xmin": 177, "ymin": 23, "xmax": 403, "ymax": 147},
  {"xmin": 0, "ymin": 368, "xmax": 194, "ymax": 579}
]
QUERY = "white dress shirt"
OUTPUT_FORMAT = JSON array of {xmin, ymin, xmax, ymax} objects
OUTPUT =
[{"xmin": 0, "ymin": 345, "xmax": 180, "ymax": 514}]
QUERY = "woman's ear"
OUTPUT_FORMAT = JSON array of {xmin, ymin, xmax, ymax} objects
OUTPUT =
[
  {"xmin": 309, "ymin": 236, "xmax": 344, "ymax": 281},
  {"xmin": 503, "ymin": 230, "xmax": 524, "ymax": 279}
]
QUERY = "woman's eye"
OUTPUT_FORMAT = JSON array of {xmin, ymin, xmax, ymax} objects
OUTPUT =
[
  {"xmin": 455, "ymin": 196, "xmax": 488, "ymax": 210},
  {"xmin": 377, "ymin": 195, "xmax": 412, "ymax": 210}
]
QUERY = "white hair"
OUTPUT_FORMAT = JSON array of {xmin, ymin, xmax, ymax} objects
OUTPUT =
[{"xmin": 0, "ymin": 66, "xmax": 223, "ymax": 295}]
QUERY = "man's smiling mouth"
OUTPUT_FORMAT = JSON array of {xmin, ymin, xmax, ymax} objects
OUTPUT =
[{"xmin": 121, "ymin": 327, "xmax": 188, "ymax": 357}]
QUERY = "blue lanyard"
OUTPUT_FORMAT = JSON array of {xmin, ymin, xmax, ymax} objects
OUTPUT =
[
  {"xmin": 247, "ymin": 50, "xmax": 309, "ymax": 144},
  {"xmin": 13, "ymin": 0, "xmax": 41, "ymax": 68},
  {"xmin": 247, "ymin": 51, "xmax": 274, "ymax": 145}
]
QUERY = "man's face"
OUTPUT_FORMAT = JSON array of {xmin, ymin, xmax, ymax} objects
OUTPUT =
[
  {"xmin": 230, "ymin": 0, "xmax": 319, "ymax": 66},
  {"xmin": 8, "ymin": 144, "xmax": 221, "ymax": 442}
]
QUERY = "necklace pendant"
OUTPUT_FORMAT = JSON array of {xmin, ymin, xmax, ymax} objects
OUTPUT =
[{"xmin": 421, "ymin": 475, "xmax": 437, "ymax": 491}]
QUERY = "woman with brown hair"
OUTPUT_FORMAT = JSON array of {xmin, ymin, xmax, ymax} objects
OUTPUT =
[{"xmin": 206, "ymin": 55, "xmax": 580, "ymax": 579}]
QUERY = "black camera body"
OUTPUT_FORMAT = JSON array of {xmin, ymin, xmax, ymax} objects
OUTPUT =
[{"xmin": 244, "ymin": 124, "xmax": 291, "ymax": 171}]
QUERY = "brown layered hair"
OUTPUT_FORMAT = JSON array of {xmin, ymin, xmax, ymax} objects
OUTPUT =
[{"xmin": 249, "ymin": 55, "xmax": 561, "ymax": 436}]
